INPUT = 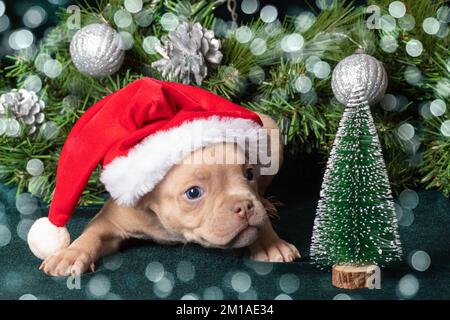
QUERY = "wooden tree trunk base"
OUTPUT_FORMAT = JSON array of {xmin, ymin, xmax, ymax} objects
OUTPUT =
[{"xmin": 332, "ymin": 264, "xmax": 379, "ymax": 289}]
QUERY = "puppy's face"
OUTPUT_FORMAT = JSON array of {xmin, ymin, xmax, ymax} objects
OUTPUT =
[{"xmin": 141, "ymin": 143, "xmax": 268, "ymax": 248}]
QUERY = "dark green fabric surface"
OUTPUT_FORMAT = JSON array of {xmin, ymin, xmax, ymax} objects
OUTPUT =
[{"xmin": 0, "ymin": 181, "xmax": 449, "ymax": 300}]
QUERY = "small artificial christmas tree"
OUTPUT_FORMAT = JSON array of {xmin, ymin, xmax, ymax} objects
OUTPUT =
[{"xmin": 310, "ymin": 51, "xmax": 402, "ymax": 289}]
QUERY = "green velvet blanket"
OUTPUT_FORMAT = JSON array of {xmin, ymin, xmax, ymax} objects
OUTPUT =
[{"xmin": 0, "ymin": 181, "xmax": 449, "ymax": 300}]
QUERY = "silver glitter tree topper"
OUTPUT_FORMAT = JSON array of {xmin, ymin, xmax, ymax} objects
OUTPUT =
[{"xmin": 332, "ymin": 49, "xmax": 388, "ymax": 106}]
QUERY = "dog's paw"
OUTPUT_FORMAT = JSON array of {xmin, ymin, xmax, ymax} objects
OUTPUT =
[
  {"xmin": 248, "ymin": 238, "xmax": 301, "ymax": 263},
  {"xmin": 39, "ymin": 248, "xmax": 95, "ymax": 277}
]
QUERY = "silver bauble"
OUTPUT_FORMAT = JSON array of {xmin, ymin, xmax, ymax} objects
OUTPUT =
[
  {"xmin": 70, "ymin": 23, "xmax": 125, "ymax": 77},
  {"xmin": 331, "ymin": 51, "xmax": 388, "ymax": 106}
]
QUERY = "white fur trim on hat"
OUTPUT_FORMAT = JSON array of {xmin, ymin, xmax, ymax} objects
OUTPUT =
[
  {"xmin": 27, "ymin": 217, "xmax": 71, "ymax": 260},
  {"xmin": 100, "ymin": 116, "xmax": 263, "ymax": 206}
]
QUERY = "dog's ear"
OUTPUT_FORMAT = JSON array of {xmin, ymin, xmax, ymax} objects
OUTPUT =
[
  {"xmin": 135, "ymin": 191, "xmax": 158, "ymax": 213},
  {"xmin": 260, "ymin": 197, "xmax": 282, "ymax": 220}
]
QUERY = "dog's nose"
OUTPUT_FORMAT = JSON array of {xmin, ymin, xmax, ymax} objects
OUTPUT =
[{"xmin": 232, "ymin": 200, "xmax": 254, "ymax": 218}]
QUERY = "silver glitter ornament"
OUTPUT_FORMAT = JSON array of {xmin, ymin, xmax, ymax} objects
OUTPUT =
[
  {"xmin": 332, "ymin": 50, "xmax": 388, "ymax": 106},
  {"xmin": 0, "ymin": 89, "xmax": 45, "ymax": 135},
  {"xmin": 70, "ymin": 23, "xmax": 125, "ymax": 78},
  {"xmin": 152, "ymin": 22, "xmax": 223, "ymax": 85}
]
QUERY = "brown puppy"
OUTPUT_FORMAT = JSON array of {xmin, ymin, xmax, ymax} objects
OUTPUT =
[{"xmin": 40, "ymin": 114, "xmax": 300, "ymax": 276}]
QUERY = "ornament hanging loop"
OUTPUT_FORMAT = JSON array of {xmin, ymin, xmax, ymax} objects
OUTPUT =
[{"xmin": 227, "ymin": 0, "xmax": 238, "ymax": 23}]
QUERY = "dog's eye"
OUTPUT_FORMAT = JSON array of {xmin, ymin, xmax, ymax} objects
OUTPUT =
[
  {"xmin": 184, "ymin": 186, "xmax": 204, "ymax": 200},
  {"xmin": 244, "ymin": 168, "xmax": 254, "ymax": 181}
]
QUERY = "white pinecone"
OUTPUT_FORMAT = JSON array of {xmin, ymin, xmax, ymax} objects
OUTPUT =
[
  {"xmin": 152, "ymin": 22, "xmax": 223, "ymax": 85},
  {"xmin": 0, "ymin": 89, "xmax": 45, "ymax": 135}
]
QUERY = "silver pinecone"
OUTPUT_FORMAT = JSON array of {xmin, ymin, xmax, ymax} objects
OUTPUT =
[
  {"xmin": 0, "ymin": 89, "xmax": 45, "ymax": 135},
  {"xmin": 152, "ymin": 22, "xmax": 223, "ymax": 85}
]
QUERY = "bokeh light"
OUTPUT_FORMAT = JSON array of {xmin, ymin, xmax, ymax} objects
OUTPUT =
[
  {"xmin": 422, "ymin": 17, "xmax": 440, "ymax": 35},
  {"xmin": 181, "ymin": 293, "xmax": 200, "ymax": 300},
  {"xmin": 398, "ymin": 208, "xmax": 414, "ymax": 227},
  {"xmin": 0, "ymin": 225, "xmax": 11, "ymax": 247},
  {"xmin": 0, "ymin": 1, "xmax": 5, "ymax": 16},
  {"xmin": 124, "ymin": 0, "xmax": 143, "ymax": 14},
  {"xmin": 235, "ymin": 26, "xmax": 253, "ymax": 43},
  {"xmin": 381, "ymin": 94, "xmax": 397, "ymax": 111},
  {"xmin": 260, "ymin": 5, "xmax": 278, "ymax": 23},
  {"xmin": 16, "ymin": 193, "xmax": 38, "ymax": 215},
  {"xmin": 23, "ymin": 6, "xmax": 47, "ymax": 29},
  {"xmin": 396, "ymin": 95, "xmax": 409, "ymax": 112},
  {"xmin": 380, "ymin": 35, "xmax": 398, "ymax": 53},
  {"xmin": 398, "ymin": 14, "xmax": 415, "ymax": 31},
  {"xmin": 176, "ymin": 260, "xmax": 195, "ymax": 282},
  {"xmin": 313, "ymin": 61, "xmax": 330, "ymax": 79},
  {"xmin": 278, "ymin": 274, "xmax": 300, "ymax": 294},
  {"xmin": 119, "ymin": 31, "xmax": 134, "ymax": 50},
  {"xmin": 397, "ymin": 123, "xmax": 415, "ymax": 141},
  {"xmin": 43, "ymin": 59, "xmax": 62, "ymax": 79},
  {"xmin": 248, "ymin": 66, "xmax": 265, "ymax": 84},
  {"xmin": 405, "ymin": 39, "xmax": 423, "ymax": 57},
  {"xmin": 16, "ymin": 218, "xmax": 34, "ymax": 241},
  {"xmin": 4, "ymin": 119, "xmax": 20, "ymax": 137},
  {"xmin": 114, "ymin": 9, "xmax": 133, "ymax": 29},
  {"xmin": 135, "ymin": 9, "xmax": 154, "ymax": 27},
  {"xmin": 160, "ymin": 13, "xmax": 179, "ymax": 31},
  {"xmin": 250, "ymin": 38, "xmax": 267, "ymax": 55},
  {"xmin": 295, "ymin": 11, "xmax": 316, "ymax": 33},
  {"xmin": 19, "ymin": 294, "xmax": 38, "ymax": 300},
  {"xmin": 40, "ymin": 121, "xmax": 60, "ymax": 140},
  {"xmin": 295, "ymin": 75, "xmax": 312, "ymax": 93},
  {"xmin": 436, "ymin": 6, "xmax": 450, "ymax": 23},
  {"xmin": 316, "ymin": 0, "xmax": 335, "ymax": 11},
  {"xmin": 231, "ymin": 271, "xmax": 252, "ymax": 293},
  {"xmin": 103, "ymin": 254, "xmax": 123, "ymax": 271},
  {"xmin": 274, "ymin": 293, "xmax": 292, "ymax": 300},
  {"xmin": 305, "ymin": 55, "xmax": 321, "ymax": 73},
  {"xmin": 301, "ymin": 89, "xmax": 318, "ymax": 105},
  {"xmin": 409, "ymin": 250, "xmax": 431, "ymax": 272},
  {"xmin": 26, "ymin": 159, "xmax": 44, "ymax": 176},
  {"xmin": 142, "ymin": 36, "xmax": 160, "ymax": 55},
  {"xmin": 436, "ymin": 22, "xmax": 449, "ymax": 38},
  {"xmin": 281, "ymin": 33, "xmax": 304, "ymax": 52},
  {"xmin": 397, "ymin": 274, "xmax": 419, "ymax": 299},
  {"xmin": 380, "ymin": 15, "xmax": 396, "ymax": 32},
  {"xmin": 389, "ymin": 1, "xmax": 406, "ymax": 18},
  {"xmin": 244, "ymin": 260, "xmax": 273, "ymax": 275},
  {"xmin": 0, "ymin": 15, "xmax": 10, "ymax": 33},
  {"xmin": 440, "ymin": 120, "xmax": 450, "ymax": 137},
  {"xmin": 23, "ymin": 74, "xmax": 42, "ymax": 93},
  {"xmin": 404, "ymin": 66, "xmax": 422, "ymax": 85},
  {"xmin": 153, "ymin": 272, "xmax": 174, "ymax": 298},
  {"xmin": 28, "ymin": 176, "xmax": 47, "ymax": 196},
  {"xmin": 435, "ymin": 79, "xmax": 450, "ymax": 98},
  {"xmin": 87, "ymin": 274, "xmax": 111, "ymax": 298},
  {"xmin": 145, "ymin": 261, "xmax": 165, "ymax": 283},
  {"xmin": 241, "ymin": 0, "xmax": 259, "ymax": 15},
  {"xmin": 9, "ymin": 29, "xmax": 34, "ymax": 50},
  {"xmin": 430, "ymin": 99, "xmax": 446, "ymax": 117},
  {"xmin": 333, "ymin": 293, "xmax": 351, "ymax": 300},
  {"xmin": 399, "ymin": 189, "xmax": 419, "ymax": 209}
]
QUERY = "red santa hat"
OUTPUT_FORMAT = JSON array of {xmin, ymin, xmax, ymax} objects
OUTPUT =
[{"xmin": 27, "ymin": 77, "xmax": 263, "ymax": 260}]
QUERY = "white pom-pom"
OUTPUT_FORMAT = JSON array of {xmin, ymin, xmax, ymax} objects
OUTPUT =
[{"xmin": 27, "ymin": 217, "xmax": 70, "ymax": 260}]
